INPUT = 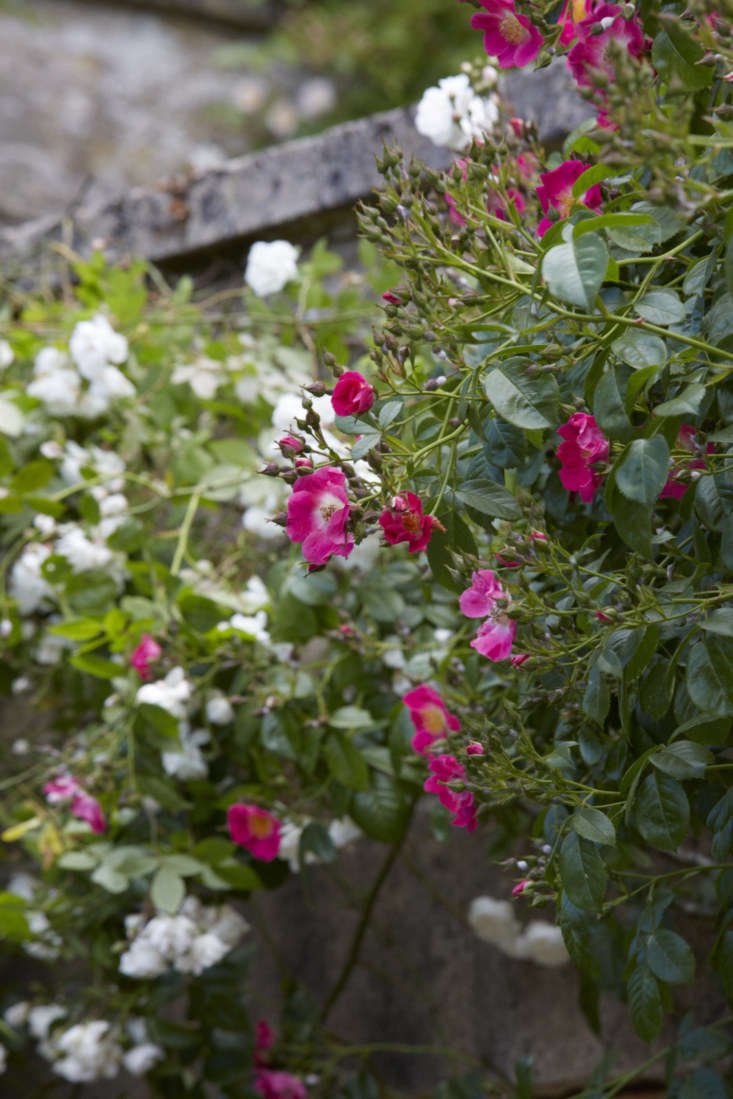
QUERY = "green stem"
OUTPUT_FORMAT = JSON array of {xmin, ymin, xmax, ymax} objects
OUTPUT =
[{"xmin": 170, "ymin": 491, "xmax": 200, "ymax": 576}]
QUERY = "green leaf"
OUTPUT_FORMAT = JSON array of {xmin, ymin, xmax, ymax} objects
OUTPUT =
[
  {"xmin": 69, "ymin": 653, "xmax": 122, "ymax": 679},
  {"xmin": 150, "ymin": 867, "xmax": 185, "ymax": 914},
  {"xmin": 651, "ymin": 740, "xmax": 713, "ymax": 780},
  {"xmin": 352, "ymin": 430, "xmax": 380, "ymax": 460},
  {"xmin": 329, "ymin": 706, "xmax": 374, "ymax": 730},
  {"xmin": 455, "ymin": 478, "xmax": 521, "ymax": 520},
  {"xmin": 323, "ymin": 733, "xmax": 369, "ymax": 790},
  {"xmin": 673, "ymin": 713, "xmax": 730, "ymax": 747},
  {"xmin": 725, "ymin": 234, "xmax": 733, "ymax": 298},
  {"xmin": 628, "ymin": 965, "xmax": 663, "ymax": 1041},
  {"xmin": 483, "ymin": 360, "xmax": 559, "ymax": 430},
  {"xmin": 287, "ymin": 569, "xmax": 338, "ymax": 606},
  {"xmin": 652, "ymin": 27, "xmax": 714, "ymax": 92},
  {"xmin": 572, "ymin": 807, "xmax": 616, "ymax": 847},
  {"xmin": 654, "ymin": 383, "xmax": 705, "ymax": 417},
  {"xmin": 57, "ymin": 851, "xmax": 99, "ymax": 871},
  {"xmin": 542, "ymin": 233, "xmax": 608, "ymax": 310},
  {"xmin": 701, "ymin": 607, "xmax": 733, "ymax": 638},
  {"xmin": 350, "ymin": 772, "xmax": 410, "ymax": 843},
  {"xmin": 634, "ymin": 772, "xmax": 689, "ymax": 850},
  {"xmin": 583, "ymin": 663, "xmax": 609, "ymax": 725},
  {"xmin": 90, "ymin": 863, "xmax": 129, "ymax": 894},
  {"xmin": 48, "ymin": 618, "xmax": 102, "ymax": 640},
  {"xmin": 0, "ymin": 892, "xmax": 30, "ymax": 941},
  {"xmin": 635, "ymin": 289, "xmax": 685, "ymax": 326},
  {"xmin": 378, "ymin": 400, "xmax": 403, "ymax": 429},
  {"xmin": 615, "ymin": 436, "xmax": 670, "ymax": 508},
  {"xmin": 10, "ymin": 459, "xmax": 53, "ymax": 495},
  {"xmin": 558, "ymin": 831, "xmax": 607, "ymax": 912},
  {"xmin": 612, "ymin": 330, "xmax": 667, "ymax": 370},
  {"xmin": 686, "ymin": 638, "xmax": 733, "ymax": 716},
  {"xmin": 646, "ymin": 928, "xmax": 695, "ymax": 984},
  {"xmin": 593, "ymin": 367, "xmax": 633, "ymax": 441}
]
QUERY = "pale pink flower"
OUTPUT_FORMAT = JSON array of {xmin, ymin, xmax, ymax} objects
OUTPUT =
[
  {"xmin": 470, "ymin": 0, "xmax": 544, "ymax": 68},
  {"xmin": 536, "ymin": 160, "xmax": 602, "ymax": 237},
  {"xmin": 255, "ymin": 1069, "xmax": 308, "ymax": 1099},
  {"xmin": 379, "ymin": 493, "xmax": 435, "ymax": 553},
  {"xmin": 403, "ymin": 685, "xmax": 461, "ymax": 756},
  {"xmin": 130, "ymin": 634, "xmax": 162, "ymax": 681},
  {"xmin": 424, "ymin": 754, "xmax": 477, "ymax": 831},
  {"xmin": 285, "ymin": 466, "xmax": 354, "ymax": 566},
  {"xmin": 460, "ymin": 569, "xmax": 517, "ymax": 662},
  {"xmin": 44, "ymin": 775, "xmax": 106, "ymax": 833},
  {"xmin": 228, "ymin": 804, "xmax": 281, "ymax": 861},
  {"xmin": 556, "ymin": 413, "xmax": 609, "ymax": 502},
  {"xmin": 331, "ymin": 371, "xmax": 375, "ymax": 417}
]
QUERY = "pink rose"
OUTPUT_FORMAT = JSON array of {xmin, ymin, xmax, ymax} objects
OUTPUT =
[
  {"xmin": 556, "ymin": 413, "xmax": 609, "ymax": 502},
  {"xmin": 379, "ymin": 492, "xmax": 435, "ymax": 553},
  {"xmin": 536, "ymin": 160, "xmax": 602, "ymax": 238},
  {"xmin": 255, "ymin": 1069, "xmax": 308, "ymax": 1099},
  {"xmin": 228, "ymin": 804, "xmax": 281, "ymax": 861},
  {"xmin": 470, "ymin": 0, "xmax": 544, "ymax": 68},
  {"xmin": 278, "ymin": 435, "xmax": 304, "ymax": 457},
  {"xmin": 130, "ymin": 633, "xmax": 162, "ymax": 681},
  {"xmin": 460, "ymin": 570, "xmax": 517, "ymax": 662},
  {"xmin": 424, "ymin": 754, "xmax": 477, "ymax": 831},
  {"xmin": 567, "ymin": 3, "xmax": 648, "ymax": 126},
  {"xmin": 465, "ymin": 741, "xmax": 485, "ymax": 755},
  {"xmin": 331, "ymin": 371, "xmax": 375, "ymax": 417},
  {"xmin": 285, "ymin": 466, "xmax": 354, "ymax": 566},
  {"xmin": 659, "ymin": 424, "xmax": 712, "ymax": 500},
  {"xmin": 403, "ymin": 685, "xmax": 460, "ymax": 756},
  {"xmin": 44, "ymin": 775, "xmax": 106, "ymax": 834}
]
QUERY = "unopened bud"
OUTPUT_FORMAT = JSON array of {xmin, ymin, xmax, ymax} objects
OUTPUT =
[{"xmin": 305, "ymin": 381, "xmax": 327, "ymax": 397}]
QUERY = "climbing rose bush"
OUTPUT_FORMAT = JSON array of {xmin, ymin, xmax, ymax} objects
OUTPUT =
[{"xmin": 1, "ymin": 3, "xmax": 733, "ymax": 1097}]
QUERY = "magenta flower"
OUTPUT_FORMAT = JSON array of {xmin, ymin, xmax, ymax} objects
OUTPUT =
[
  {"xmin": 568, "ymin": 3, "xmax": 648, "ymax": 125},
  {"xmin": 379, "ymin": 492, "xmax": 435, "ymax": 553},
  {"xmin": 470, "ymin": 0, "xmax": 544, "ymax": 68},
  {"xmin": 286, "ymin": 466, "xmax": 354, "ymax": 566},
  {"xmin": 44, "ymin": 775, "xmax": 107, "ymax": 834},
  {"xmin": 130, "ymin": 633, "xmax": 162, "ymax": 681},
  {"xmin": 512, "ymin": 879, "xmax": 530, "ymax": 896},
  {"xmin": 460, "ymin": 569, "xmax": 517, "ymax": 662},
  {"xmin": 556, "ymin": 412, "xmax": 609, "ymax": 502},
  {"xmin": 659, "ymin": 424, "xmax": 712, "ymax": 500},
  {"xmin": 278, "ymin": 434, "xmax": 304, "ymax": 456},
  {"xmin": 465, "ymin": 741, "xmax": 485, "ymax": 755},
  {"xmin": 536, "ymin": 160, "xmax": 602, "ymax": 238},
  {"xmin": 255, "ymin": 1069, "xmax": 308, "ymax": 1099},
  {"xmin": 255, "ymin": 1021, "xmax": 275, "ymax": 1062},
  {"xmin": 403, "ymin": 685, "xmax": 461, "ymax": 756},
  {"xmin": 228, "ymin": 803, "xmax": 281, "ymax": 861},
  {"xmin": 382, "ymin": 290, "xmax": 403, "ymax": 305},
  {"xmin": 558, "ymin": 0, "xmax": 594, "ymax": 45},
  {"xmin": 331, "ymin": 371, "xmax": 375, "ymax": 417},
  {"xmin": 424, "ymin": 754, "xmax": 477, "ymax": 831}
]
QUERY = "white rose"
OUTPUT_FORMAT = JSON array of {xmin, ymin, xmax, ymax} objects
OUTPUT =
[
  {"xmin": 244, "ymin": 240, "xmax": 299, "ymax": 296},
  {"xmin": 516, "ymin": 921, "xmax": 570, "ymax": 967},
  {"xmin": 118, "ymin": 939, "xmax": 168, "ymax": 979},
  {"xmin": 122, "ymin": 1042, "xmax": 164, "ymax": 1075},
  {"xmin": 205, "ymin": 695, "xmax": 234, "ymax": 725},
  {"xmin": 467, "ymin": 896, "xmax": 523, "ymax": 955}
]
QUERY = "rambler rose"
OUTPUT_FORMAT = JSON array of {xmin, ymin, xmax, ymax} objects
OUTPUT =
[
  {"xmin": 470, "ymin": 0, "xmax": 544, "ymax": 68},
  {"xmin": 536, "ymin": 160, "xmax": 602, "ymax": 237},
  {"xmin": 379, "ymin": 492, "xmax": 436, "ymax": 553},
  {"xmin": 331, "ymin": 371, "xmax": 375, "ymax": 417},
  {"xmin": 130, "ymin": 634, "xmax": 162, "ymax": 681},
  {"xmin": 403, "ymin": 685, "xmax": 461, "ymax": 756},
  {"xmin": 459, "ymin": 569, "xmax": 517, "ymax": 662},
  {"xmin": 44, "ymin": 775, "xmax": 106, "ymax": 834},
  {"xmin": 424, "ymin": 754, "xmax": 477, "ymax": 831},
  {"xmin": 567, "ymin": 3, "xmax": 648, "ymax": 126},
  {"xmin": 228, "ymin": 803, "xmax": 281, "ymax": 861},
  {"xmin": 285, "ymin": 466, "xmax": 354, "ymax": 566},
  {"xmin": 556, "ymin": 413, "xmax": 609, "ymax": 502}
]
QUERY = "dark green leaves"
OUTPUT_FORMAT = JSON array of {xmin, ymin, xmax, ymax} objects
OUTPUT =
[
  {"xmin": 483, "ymin": 359, "xmax": 559, "ymax": 430},
  {"xmin": 454, "ymin": 478, "xmax": 521, "ymax": 520},
  {"xmin": 634, "ymin": 773, "xmax": 689, "ymax": 850},
  {"xmin": 542, "ymin": 232, "xmax": 609, "ymax": 310},
  {"xmin": 571, "ymin": 807, "xmax": 616, "ymax": 847},
  {"xmin": 559, "ymin": 831, "xmax": 607, "ymax": 911},
  {"xmin": 614, "ymin": 437, "xmax": 670, "ymax": 508},
  {"xmin": 628, "ymin": 965, "xmax": 663, "ymax": 1041},
  {"xmin": 646, "ymin": 929, "xmax": 696, "ymax": 984},
  {"xmin": 652, "ymin": 26, "xmax": 714, "ymax": 92},
  {"xmin": 349, "ymin": 772, "xmax": 410, "ymax": 844},
  {"xmin": 324, "ymin": 733, "xmax": 369, "ymax": 790},
  {"xmin": 686, "ymin": 638, "xmax": 733, "ymax": 716}
]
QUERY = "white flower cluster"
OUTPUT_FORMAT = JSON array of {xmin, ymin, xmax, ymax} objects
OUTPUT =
[
  {"xmin": 467, "ymin": 896, "xmax": 570, "ymax": 967},
  {"xmin": 6, "ymin": 874, "xmax": 62, "ymax": 960},
  {"xmin": 161, "ymin": 723, "xmax": 210, "ymax": 780},
  {"xmin": 136, "ymin": 666, "xmax": 193, "ymax": 720},
  {"xmin": 244, "ymin": 240, "xmax": 300, "ymax": 297},
  {"xmin": 3, "ymin": 1003, "xmax": 164, "ymax": 1080},
  {"xmin": 278, "ymin": 816, "xmax": 362, "ymax": 873},
  {"xmin": 415, "ymin": 73, "xmax": 499, "ymax": 152},
  {"xmin": 119, "ymin": 897, "xmax": 249, "ymax": 979},
  {"xmin": 28, "ymin": 314, "xmax": 133, "ymax": 419},
  {"xmin": 8, "ymin": 442, "xmax": 128, "ymax": 617}
]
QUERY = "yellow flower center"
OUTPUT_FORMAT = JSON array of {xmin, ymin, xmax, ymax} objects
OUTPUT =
[
  {"xmin": 421, "ymin": 705, "xmax": 447, "ymax": 735},
  {"xmin": 499, "ymin": 11, "xmax": 528, "ymax": 45},
  {"xmin": 249, "ymin": 815, "xmax": 273, "ymax": 838}
]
